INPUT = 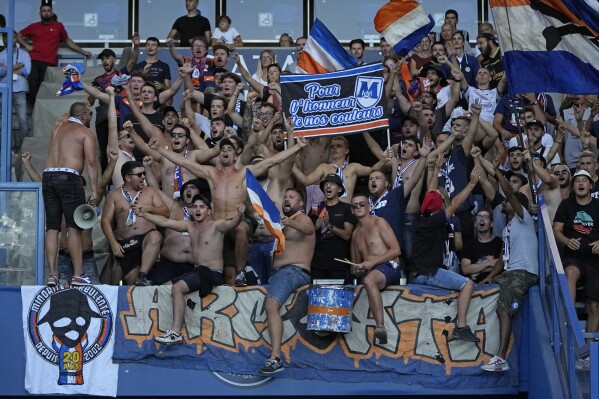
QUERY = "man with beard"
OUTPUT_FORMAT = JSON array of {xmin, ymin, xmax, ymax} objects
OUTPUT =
[
  {"xmin": 90, "ymin": 38, "xmax": 140, "ymax": 172},
  {"xmin": 18, "ymin": 2, "xmax": 92, "ymax": 105},
  {"xmin": 476, "ymin": 33, "xmax": 504, "ymax": 89},
  {"xmin": 520, "ymin": 120, "xmax": 561, "ymax": 166},
  {"xmin": 101, "ymin": 161, "xmax": 169, "ymax": 286},
  {"xmin": 259, "ymin": 188, "xmax": 315, "ymax": 374},
  {"xmin": 379, "ymin": 37, "xmax": 393, "ymax": 58},
  {"xmin": 519, "ymin": 150, "xmax": 561, "ymax": 223},
  {"xmin": 125, "ymin": 121, "xmax": 217, "ymax": 199},
  {"xmin": 167, "ymin": 0, "xmax": 212, "ymax": 46},
  {"xmin": 149, "ymin": 135, "xmax": 307, "ymax": 286},
  {"xmin": 310, "ymin": 174, "xmax": 356, "ymax": 282},
  {"xmin": 135, "ymin": 37, "xmax": 171, "ymax": 91},
  {"xmin": 506, "ymin": 146, "xmax": 526, "ymax": 174},
  {"xmin": 446, "ymin": 31, "xmax": 479, "ymax": 86},
  {"xmin": 552, "ymin": 163, "xmax": 572, "ymax": 200},
  {"xmin": 553, "ymin": 170, "xmax": 599, "ymax": 370},
  {"xmin": 461, "ymin": 209, "xmax": 503, "ymax": 283},
  {"xmin": 136, "ymin": 198, "xmax": 244, "ymax": 345},
  {"xmin": 43, "ymin": 102, "xmax": 99, "ymax": 286},
  {"xmin": 564, "ymin": 96, "xmax": 599, "ymax": 172},
  {"xmin": 350, "ymin": 193, "xmax": 401, "ymax": 344},
  {"xmin": 479, "ymin": 161, "xmax": 538, "ymax": 373},
  {"xmin": 293, "ymin": 136, "xmax": 371, "ymax": 203}
]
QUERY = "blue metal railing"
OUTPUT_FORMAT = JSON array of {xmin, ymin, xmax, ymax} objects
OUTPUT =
[
  {"xmin": 0, "ymin": 0, "xmax": 15, "ymax": 182},
  {"xmin": 538, "ymin": 195, "xmax": 598, "ymax": 398}
]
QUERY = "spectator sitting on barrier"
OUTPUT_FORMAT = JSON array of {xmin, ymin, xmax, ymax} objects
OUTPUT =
[
  {"xmin": 479, "ymin": 162, "xmax": 539, "ymax": 372},
  {"xmin": 260, "ymin": 188, "xmax": 315, "ymax": 374},
  {"xmin": 410, "ymin": 159, "xmax": 483, "ymax": 343},
  {"xmin": 137, "ymin": 198, "xmax": 244, "ymax": 345},
  {"xmin": 211, "ymin": 15, "xmax": 243, "ymax": 49},
  {"xmin": 553, "ymin": 169, "xmax": 599, "ymax": 370},
  {"xmin": 350, "ymin": 193, "xmax": 401, "ymax": 345}
]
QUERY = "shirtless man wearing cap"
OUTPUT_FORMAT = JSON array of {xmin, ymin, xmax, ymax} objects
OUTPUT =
[
  {"xmin": 43, "ymin": 102, "xmax": 99, "ymax": 287},
  {"xmin": 149, "ymin": 134, "xmax": 308, "ymax": 285}
]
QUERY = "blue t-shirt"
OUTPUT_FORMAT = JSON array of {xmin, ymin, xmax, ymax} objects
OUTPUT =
[
  {"xmin": 438, "ymin": 145, "xmax": 469, "ymax": 211},
  {"xmin": 371, "ymin": 185, "xmax": 405, "ymax": 248}
]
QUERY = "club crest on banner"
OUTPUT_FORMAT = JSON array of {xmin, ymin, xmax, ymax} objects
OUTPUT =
[
  {"xmin": 26, "ymin": 286, "xmax": 113, "ymax": 386},
  {"xmin": 354, "ymin": 76, "xmax": 384, "ymax": 109}
]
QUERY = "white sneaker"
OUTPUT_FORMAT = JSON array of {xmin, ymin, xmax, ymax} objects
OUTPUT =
[
  {"xmin": 155, "ymin": 329, "xmax": 184, "ymax": 345},
  {"xmin": 576, "ymin": 356, "xmax": 590, "ymax": 371},
  {"xmin": 481, "ymin": 355, "xmax": 510, "ymax": 372}
]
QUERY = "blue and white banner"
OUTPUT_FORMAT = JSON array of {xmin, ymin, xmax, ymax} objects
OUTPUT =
[
  {"xmin": 281, "ymin": 63, "xmax": 389, "ymax": 137},
  {"xmin": 490, "ymin": 0, "xmax": 599, "ymax": 94},
  {"xmin": 22, "ymin": 285, "xmax": 119, "ymax": 397}
]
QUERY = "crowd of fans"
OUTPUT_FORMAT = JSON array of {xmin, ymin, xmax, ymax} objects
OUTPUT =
[{"xmin": 5, "ymin": 0, "xmax": 599, "ymax": 374}]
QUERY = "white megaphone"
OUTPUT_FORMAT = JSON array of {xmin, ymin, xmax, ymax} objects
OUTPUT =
[{"xmin": 74, "ymin": 204, "xmax": 98, "ymax": 229}]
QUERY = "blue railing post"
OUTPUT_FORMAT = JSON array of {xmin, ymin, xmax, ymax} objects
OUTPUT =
[
  {"xmin": 592, "ymin": 341, "xmax": 598, "ymax": 399},
  {"xmin": 0, "ymin": 0, "xmax": 15, "ymax": 182}
]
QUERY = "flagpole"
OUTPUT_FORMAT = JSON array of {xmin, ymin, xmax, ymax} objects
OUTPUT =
[{"xmin": 386, "ymin": 128, "xmax": 391, "ymax": 150}]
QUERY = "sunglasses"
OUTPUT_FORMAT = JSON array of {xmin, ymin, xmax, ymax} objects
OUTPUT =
[
  {"xmin": 475, "ymin": 215, "xmax": 491, "ymax": 220},
  {"xmin": 118, "ymin": 133, "xmax": 130, "ymax": 140},
  {"xmin": 128, "ymin": 172, "xmax": 146, "ymax": 178},
  {"xmin": 171, "ymin": 132, "xmax": 187, "ymax": 138},
  {"xmin": 554, "ymin": 170, "xmax": 569, "ymax": 176},
  {"xmin": 351, "ymin": 202, "xmax": 368, "ymax": 209},
  {"xmin": 259, "ymin": 112, "xmax": 273, "ymax": 118}
]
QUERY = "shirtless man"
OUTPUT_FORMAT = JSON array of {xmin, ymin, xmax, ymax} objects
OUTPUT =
[
  {"xmin": 106, "ymin": 87, "xmax": 136, "ymax": 187},
  {"xmin": 293, "ymin": 135, "xmax": 370, "ymax": 204},
  {"xmin": 552, "ymin": 163, "xmax": 571, "ymax": 200},
  {"xmin": 149, "ymin": 135, "xmax": 307, "ymax": 286},
  {"xmin": 137, "ymin": 197, "xmax": 244, "ymax": 344},
  {"xmin": 43, "ymin": 102, "xmax": 99, "ymax": 286},
  {"xmin": 350, "ymin": 194, "xmax": 402, "ymax": 344},
  {"xmin": 299, "ymin": 137, "xmax": 332, "ymax": 212},
  {"xmin": 259, "ymin": 188, "xmax": 315, "ymax": 374},
  {"xmin": 101, "ymin": 161, "xmax": 169, "ymax": 285}
]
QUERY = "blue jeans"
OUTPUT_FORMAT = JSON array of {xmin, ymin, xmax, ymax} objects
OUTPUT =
[
  {"xmin": 58, "ymin": 249, "xmax": 99, "ymax": 284},
  {"xmin": 411, "ymin": 268, "xmax": 468, "ymax": 291},
  {"xmin": 267, "ymin": 265, "xmax": 311, "ymax": 305},
  {"xmin": 12, "ymin": 91, "xmax": 29, "ymax": 150},
  {"xmin": 248, "ymin": 240, "xmax": 275, "ymax": 284}
]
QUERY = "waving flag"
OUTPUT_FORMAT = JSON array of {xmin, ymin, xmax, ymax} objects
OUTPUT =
[
  {"xmin": 56, "ymin": 63, "xmax": 86, "ymax": 96},
  {"xmin": 490, "ymin": 0, "xmax": 599, "ymax": 94},
  {"xmin": 246, "ymin": 169, "xmax": 285, "ymax": 255},
  {"xmin": 374, "ymin": 0, "xmax": 435, "ymax": 57},
  {"xmin": 296, "ymin": 19, "xmax": 358, "ymax": 74}
]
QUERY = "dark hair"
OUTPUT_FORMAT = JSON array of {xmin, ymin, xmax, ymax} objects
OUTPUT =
[
  {"xmin": 267, "ymin": 63, "xmax": 282, "ymax": 73},
  {"xmin": 210, "ymin": 95, "xmax": 229, "ymax": 108},
  {"xmin": 220, "ymin": 72, "xmax": 241, "ymax": 85},
  {"xmin": 260, "ymin": 102, "xmax": 277, "ymax": 114},
  {"xmin": 121, "ymin": 161, "xmax": 143, "ymax": 179},
  {"xmin": 172, "ymin": 124, "xmax": 190, "ymax": 138},
  {"xmin": 146, "ymin": 37, "xmax": 160, "ymax": 46},
  {"xmin": 445, "ymin": 9, "xmax": 459, "ymax": 20},
  {"xmin": 296, "ymin": 36, "xmax": 307, "ymax": 44},
  {"xmin": 191, "ymin": 194, "xmax": 211, "ymax": 209},
  {"xmin": 286, "ymin": 187, "xmax": 305, "ymax": 204},
  {"xmin": 349, "ymin": 39, "xmax": 365, "ymax": 49},
  {"xmin": 190, "ymin": 36, "xmax": 208, "ymax": 48},
  {"xmin": 211, "ymin": 116, "xmax": 226, "ymax": 124},
  {"xmin": 351, "ymin": 192, "xmax": 369, "ymax": 201},
  {"xmin": 212, "ymin": 44, "xmax": 230, "ymax": 56},
  {"xmin": 69, "ymin": 102, "xmax": 89, "ymax": 117},
  {"xmin": 130, "ymin": 70, "xmax": 147, "ymax": 80},
  {"xmin": 216, "ymin": 15, "xmax": 232, "ymax": 25}
]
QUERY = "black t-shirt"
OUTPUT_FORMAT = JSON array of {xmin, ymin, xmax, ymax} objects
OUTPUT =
[
  {"xmin": 554, "ymin": 196, "xmax": 599, "ymax": 259},
  {"xmin": 412, "ymin": 211, "xmax": 447, "ymax": 275},
  {"xmin": 461, "ymin": 236, "xmax": 503, "ymax": 282},
  {"xmin": 134, "ymin": 60, "xmax": 171, "ymax": 85},
  {"xmin": 172, "ymin": 12, "xmax": 211, "ymax": 46},
  {"xmin": 123, "ymin": 111, "xmax": 164, "ymax": 161},
  {"xmin": 592, "ymin": 179, "xmax": 599, "ymax": 199},
  {"xmin": 310, "ymin": 201, "xmax": 356, "ymax": 270}
]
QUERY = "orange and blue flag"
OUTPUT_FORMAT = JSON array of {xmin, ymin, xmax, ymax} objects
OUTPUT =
[
  {"xmin": 490, "ymin": 0, "xmax": 599, "ymax": 94},
  {"xmin": 374, "ymin": 0, "xmax": 435, "ymax": 57},
  {"xmin": 296, "ymin": 19, "xmax": 358, "ymax": 74},
  {"xmin": 246, "ymin": 169, "xmax": 285, "ymax": 254}
]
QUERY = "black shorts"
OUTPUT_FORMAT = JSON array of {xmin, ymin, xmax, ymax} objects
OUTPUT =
[
  {"xmin": 150, "ymin": 255, "xmax": 194, "ymax": 286},
  {"xmin": 172, "ymin": 265, "xmax": 224, "ymax": 297},
  {"xmin": 563, "ymin": 255, "xmax": 599, "ymax": 301},
  {"xmin": 42, "ymin": 171, "xmax": 85, "ymax": 231},
  {"xmin": 117, "ymin": 230, "xmax": 156, "ymax": 277}
]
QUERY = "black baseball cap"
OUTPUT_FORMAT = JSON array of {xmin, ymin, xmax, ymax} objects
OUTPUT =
[
  {"xmin": 526, "ymin": 119, "xmax": 544, "ymax": 129},
  {"xmin": 98, "ymin": 49, "xmax": 116, "ymax": 59},
  {"xmin": 219, "ymin": 138, "xmax": 235, "ymax": 150},
  {"xmin": 162, "ymin": 105, "xmax": 178, "ymax": 117},
  {"xmin": 504, "ymin": 170, "xmax": 528, "ymax": 186}
]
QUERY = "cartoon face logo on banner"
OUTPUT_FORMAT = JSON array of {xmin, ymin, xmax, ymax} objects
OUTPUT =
[
  {"xmin": 27, "ymin": 286, "xmax": 113, "ymax": 386},
  {"xmin": 354, "ymin": 76, "xmax": 384, "ymax": 109}
]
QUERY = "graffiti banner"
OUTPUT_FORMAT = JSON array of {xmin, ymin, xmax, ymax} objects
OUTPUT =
[
  {"xmin": 280, "ymin": 63, "xmax": 389, "ymax": 137},
  {"xmin": 22, "ymin": 285, "xmax": 119, "ymax": 396},
  {"xmin": 113, "ymin": 284, "xmax": 517, "ymax": 389}
]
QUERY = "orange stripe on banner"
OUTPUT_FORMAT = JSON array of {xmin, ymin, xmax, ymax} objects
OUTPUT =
[
  {"xmin": 489, "ymin": 0, "xmax": 529, "ymax": 6},
  {"xmin": 299, "ymin": 120, "xmax": 389, "ymax": 137},
  {"xmin": 374, "ymin": 0, "xmax": 420, "ymax": 32},
  {"xmin": 308, "ymin": 305, "xmax": 351, "ymax": 317},
  {"xmin": 543, "ymin": 0, "xmax": 599, "ymax": 36},
  {"xmin": 297, "ymin": 52, "xmax": 330, "ymax": 74}
]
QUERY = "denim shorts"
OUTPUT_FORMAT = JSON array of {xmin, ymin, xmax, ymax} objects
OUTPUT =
[
  {"xmin": 411, "ymin": 268, "xmax": 468, "ymax": 291},
  {"xmin": 57, "ymin": 249, "xmax": 99, "ymax": 284},
  {"xmin": 267, "ymin": 264, "xmax": 311, "ymax": 305}
]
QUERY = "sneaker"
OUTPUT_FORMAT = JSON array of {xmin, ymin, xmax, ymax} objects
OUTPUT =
[
  {"xmin": 451, "ymin": 326, "xmax": 481, "ymax": 343},
  {"xmin": 259, "ymin": 356, "xmax": 283, "ymax": 374},
  {"xmin": 374, "ymin": 326, "xmax": 388, "ymax": 344},
  {"xmin": 155, "ymin": 329, "xmax": 184, "ymax": 345},
  {"xmin": 135, "ymin": 273, "xmax": 151, "ymax": 286},
  {"xmin": 576, "ymin": 356, "xmax": 590, "ymax": 371},
  {"xmin": 481, "ymin": 355, "xmax": 510, "ymax": 372},
  {"xmin": 71, "ymin": 274, "xmax": 91, "ymax": 286},
  {"xmin": 47, "ymin": 275, "xmax": 58, "ymax": 287},
  {"xmin": 235, "ymin": 271, "xmax": 247, "ymax": 287}
]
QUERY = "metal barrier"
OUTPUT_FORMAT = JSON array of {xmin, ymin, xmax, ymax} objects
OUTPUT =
[{"xmin": 538, "ymin": 195, "xmax": 598, "ymax": 398}]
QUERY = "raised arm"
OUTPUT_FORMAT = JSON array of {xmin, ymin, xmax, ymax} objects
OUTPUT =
[
  {"xmin": 158, "ymin": 64, "xmax": 192, "ymax": 104},
  {"xmin": 123, "ymin": 120, "xmax": 162, "ymax": 160},
  {"xmin": 461, "ymin": 103, "xmax": 481, "ymax": 155},
  {"xmin": 134, "ymin": 205, "xmax": 188, "ymax": 232},
  {"xmin": 125, "ymin": 33, "xmax": 141, "ymax": 73},
  {"xmin": 106, "ymin": 87, "xmax": 120, "ymax": 155},
  {"xmin": 403, "ymin": 137, "xmax": 432, "ymax": 197},
  {"xmin": 148, "ymin": 137, "xmax": 212, "ymax": 179},
  {"xmin": 250, "ymin": 136, "xmax": 306, "ymax": 177},
  {"xmin": 165, "ymin": 37, "xmax": 185, "ymax": 66},
  {"xmin": 227, "ymin": 83, "xmax": 246, "ymax": 127},
  {"xmin": 83, "ymin": 131, "xmax": 100, "ymax": 205},
  {"xmin": 98, "ymin": 151, "xmax": 118, "ymax": 202},
  {"xmin": 495, "ymin": 163, "xmax": 525, "ymax": 219},
  {"xmin": 233, "ymin": 54, "xmax": 265, "ymax": 94},
  {"xmin": 362, "ymin": 131, "xmax": 385, "ymax": 160},
  {"xmin": 445, "ymin": 166, "xmax": 481, "ymax": 218},
  {"xmin": 471, "ymin": 147, "xmax": 497, "ymax": 201},
  {"xmin": 217, "ymin": 204, "xmax": 246, "ymax": 232},
  {"xmin": 524, "ymin": 150, "xmax": 558, "ymax": 188},
  {"xmin": 20, "ymin": 152, "xmax": 42, "ymax": 182},
  {"xmin": 82, "ymin": 81, "xmax": 110, "ymax": 104}
]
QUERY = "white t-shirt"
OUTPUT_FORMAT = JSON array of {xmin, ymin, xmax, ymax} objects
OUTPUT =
[
  {"xmin": 464, "ymin": 86, "xmax": 500, "ymax": 124},
  {"xmin": 212, "ymin": 27, "xmax": 240, "ymax": 45}
]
